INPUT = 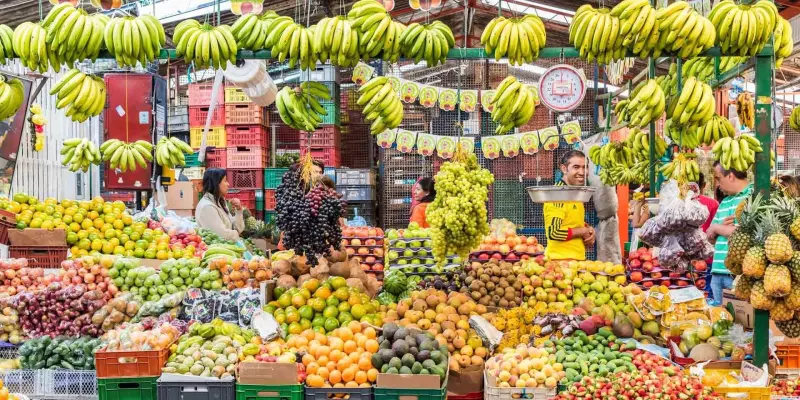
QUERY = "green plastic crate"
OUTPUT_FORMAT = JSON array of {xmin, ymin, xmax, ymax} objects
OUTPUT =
[
  {"xmin": 185, "ymin": 152, "xmax": 202, "ymax": 167},
  {"xmin": 374, "ymin": 381, "xmax": 446, "ymax": 400},
  {"xmin": 235, "ymin": 383, "xmax": 303, "ymax": 400},
  {"xmin": 320, "ymin": 103, "xmax": 341, "ymax": 126},
  {"xmin": 99, "ymin": 377, "xmax": 158, "ymax": 400},
  {"xmin": 264, "ymin": 168, "xmax": 288, "ymax": 189},
  {"xmin": 264, "ymin": 211, "xmax": 277, "ymax": 223}
]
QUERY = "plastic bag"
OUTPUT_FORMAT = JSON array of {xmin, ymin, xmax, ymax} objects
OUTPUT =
[
  {"xmin": 235, "ymin": 289, "xmax": 261, "ymax": 327},
  {"xmin": 160, "ymin": 216, "xmax": 197, "ymax": 236},
  {"xmin": 134, "ymin": 181, "xmax": 168, "ymax": 222},
  {"xmin": 680, "ymin": 229, "xmax": 714, "ymax": 260},
  {"xmin": 658, "ymin": 235, "xmax": 685, "ymax": 268},
  {"xmin": 638, "ymin": 217, "xmax": 666, "ymax": 247}
]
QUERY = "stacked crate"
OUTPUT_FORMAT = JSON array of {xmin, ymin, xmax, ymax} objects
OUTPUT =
[
  {"xmin": 379, "ymin": 148, "xmax": 434, "ymax": 229},
  {"xmin": 337, "ymin": 169, "xmax": 378, "ymax": 226},
  {"xmin": 224, "ymin": 82, "xmax": 269, "ymax": 218},
  {"xmin": 340, "ymin": 124, "xmax": 374, "ymax": 168},
  {"xmin": 187, "ymin": 82, "xmax": 226, "ymax": 150},
  {"xmin": 299, "ymin": 66, "xmax": 342, "ymax": 167}
]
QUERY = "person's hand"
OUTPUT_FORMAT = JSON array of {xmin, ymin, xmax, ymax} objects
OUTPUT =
[
  {"xmin": 229, "ymin": 198, "xmax": 242, "ymax": 211},
  {"xmin": 722, "ymin": 216, "xmax": 735, "ymax": 226},
  {"xmin": 582, "ymin": 227, "xmax": 595, "ymax": 245},
  {"xmin": 706, "ymin": 225, "xmax": 718, "ymax": 242}
]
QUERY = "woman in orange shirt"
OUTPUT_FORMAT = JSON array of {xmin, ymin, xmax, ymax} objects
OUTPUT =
[{"xmin": 410, "ymin": 178, "xmax": 436, "ymax": 228}]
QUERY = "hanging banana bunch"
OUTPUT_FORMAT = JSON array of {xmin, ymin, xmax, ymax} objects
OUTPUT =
[
  {"xmin": 13, "ymin": 22, "xmax": 60, "ymax": 73},
  {"xmin": 230, "ymin": 11, "xmax": 279, "ymax": 52},
  {"xmin": 666, "ymin": 77, "xmax": 715, "ymax": 128},
  {"xmin": 155, "ymin": 137, "xmax": 193, "ymax": 168},
  {"xmin": 614, "ymin": 79, "xmax": 665, "ymax": 128},
  {"xmin": 101, "ymin": 139, "xmax": 153, "ymax": 172},
  {"xmin": 712, "ymin": 135, "xmax": 763, "ymax": 172},
  {"xmin": 0, "ymin": 76, "xmax": 24, "ymax": 122},
  {"xmin": 103, "ymin": 15, "xmax": 166, "ymax": 67},
  {"xmin": 61, "ymin": 138, "xmax": 101, "ymax": 173},
  {"xmin": 398, "ymin": 21, "xmax": 455, "ymax": 67},
  {"xmin": 664, "ymin": 119, "xmax": 700, "ymax": 149},
  {"xmin": 0, "ymin": 24, "xmax": 14, "ymax": 65},
  {"xmin": 660, "ymin": 152, "xmax": 700, "ymax": 183},
  {"xmin": 357, "ymin": 77, "xmax": 403, "ymax": 135},
  {"xmin": 708, "ymin": 0, "xmax": 779, "ymax": 56},
  {"xmin": 624, "ymin": 128, "xmax": 667, "ymax": 161},
  {"xmin": 313, "ymin": 16, "xmax": 360, "ymax": 67},
  {"xmin": 264, "ymin": 18, "xmax": 317, "ymax": 70},
  {"xmin": 612, "ymin": 0, "xmax": 660, "ymax": 58},
  {"xmin": 489, "ymin": 76, "xmax": 536, "ymax": 134},
  {"xmin": 275, "ymin": 83, "xmax": 333, "ymax": 132},
  {"xmin": 736, "ymin": 92, "xmax": 755, "ymax": 129},
  {"xmin": 348, "ymin": 0, "xmax": 406, "ymax": 63},
  {"xmin": 41, "ymin": 3, "xmax": 110, "ymax": 65},
  {"xmin": 480, "ymin": 15, "xmax": 547, "ymax": 65},
  {"xmin": 173, "ymin": 20, "xmax": 238, "ymax": 70},
  {"xmin": 654, "ymin": 1, "xmax": 715, "ymax": 59},
  {"xmin": 697, "ymin": 115, "xmax": 735, "ymax": 146},
  {"xmin": 790, "ymin": 107, "xmax": 800, "ymax": 131},
  {"xmin": 775, "ymin": 16, "xmax": 793, "ymax": 68},
  {"xmin": 49, "ymin": 69, "xmax": 107, "ymax": 123}
]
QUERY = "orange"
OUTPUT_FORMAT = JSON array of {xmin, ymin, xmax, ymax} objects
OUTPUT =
[
  {"xmin": 326, "ymin": 361, "xmax": 336, "ymax": 372},
  {"xmin": 306, "ymin": 362, "xmax": 319, "ymax": 375},
  {"xmin": 337, "ymin": 358, "xmax": 351, "ymax": 372},
  {"xmin": 295, "ymin": 336, "xmax": 309, "ymax": 349},
  {"xmin": 306, "ymin": 375, "xmax": 324, "ymax": 388},
  {"xmin": 333, "ymin": 383, "xmax": 345, "ymax": 389},
  {"xmin": 364, "ymin": 327, "xmax": 377, "ymax": 339},
  {"xmin": 315, "ymin": 332, "xmax": 328, "ymax": 344},
  {"xmin": 365, "ymin": 339, "xmax": 379, "ymax": 354},
  {"xmin": 367, "ymin": 369, "xmax": 378, "ymax": 382},
  {"xmin": 303, "ymin": 330, "xmax": 316, "ymax": 342},
  {"xmin": 341, "ymin": 368, "xmax": 355, "ymax": 382},
  {"xmin": 329, "ymin": 350, "xmax": 343, "ymax": 362},
  {"xmin": 344, "ymin": 340, "xmax": 357, "ymax": 354},
  {"xmin": 338, "ymin": 328, "xmax": 353, "ymax": 342},
  {"xmin": 317, "ymin": 367, "xmax": 330, "ymax": 380},
  {"xmin": 302, "ymin": 354, "xmax": 315, "ymax": 366},
  {"xmin": 356, "ymin": 336, "xmax": 368, "ymax": 350},
  {"xmin": 355, "ymin": 371, "xmax": 368, "ymax": 385},
  {"xmin": 360, "ymin": 383, "xmax": 371, "ymax": 388},
  {"xmin": 345, "ymin": 381, "xmax": 359, "ymax": 388},
  {"xmin": 329, "ymin": 370, "xmax": 342, "ymax": 385},
  {"xmin": 316, "ymin": 346, "xmax": 330, "ymax": 358},
  {"xmin": 358, "ymin": 357, "xmax": 372, "ymax": 371},
  {"xmin": 348, "ymin": 320, "xmax": 362, "ymax": 333},
  {"xmin": 317, "ymin": 355, "xmax": 329, "ymax": 367}
]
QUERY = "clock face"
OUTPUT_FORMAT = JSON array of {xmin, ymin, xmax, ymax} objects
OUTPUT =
[{"xmin": 538, "ymin": 65, "xmax": 587, "ymax": 112}]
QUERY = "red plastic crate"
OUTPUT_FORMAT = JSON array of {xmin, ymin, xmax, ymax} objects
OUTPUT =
[
  {"xmin": 299, "ymin": 126, "xmax": 342, "ymax": 148},
  {"xmin": 225, "ymin": 125, "xmax": 269, "ymax": 148},
  {"xmin": 188, "ymin": 105, "xmax": 225, "ymax": 127},
  {"xmin": 227, "ymin": 189, "xmax": 257, "ymax": 211},
  {"xmin": 188, "ymin": 82, "xmax": 225, "ymax": 107},
  {"xmin": 224, "ymin": 103, "xmax": 268, "ymax": 125},
  {"xmin": 226, "ymin": 147, "xmax": 268, "ymax": 169},
  {"xmin": 95, "ymin": 344, "xmax": 174, "ymax": 378},
  {"xmin": 300, "ymin": 147, "xmax": 341, "ymax": 168},
  {"xmin": 205, "ymin": 148, "xmax": 228, "ymax": 169},
  {"xmin": 0, "ymin": 210, "xmax": 16, "ymax": 245},
  {"xmin": 227, "ymin": 169, "xmax": 264, "ymax": 189},
  {"xmin": 264, "ymin": 189, "xmax": 276, "ymax": 210},
  {"xmin": 9, "ymin": 246, "xmax": 68, "ymax": 268}
]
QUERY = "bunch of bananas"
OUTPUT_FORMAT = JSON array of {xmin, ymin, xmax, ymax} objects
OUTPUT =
[
  {"xmin": 49, "ymin": 69, "xmax": 106, "ymax": 123},
  {"xmin": 0, "ymin": 77, "xmax": 24, "ymax": 121},
  {"xmin": 230, "ymin": 11, "xmax": 278, "ymax": 51},
  {"xmin": 712, "ymin": 135, "xmax": 762, "ymax": 172},
  {"xmin": 736, "ymin": 92, "xmax": 754, "ymax": 129},
  {"xmin": 611, "ymin": 0, "xmax": 659, "ymax": 57},
  {"xmin": 103, "ymin": 15, "xmax": 165, "ymax": 68},
  {"xmin": 102, "ymin": 140, "xmax": 153, "ymax": 172},
  {"xmin": 697, "ymin": 114, "xmax": 735, "ymax": 146},
  {"xmin": 625, "ymin": 128, "xmax": 667, "ymax": 161},
  {"xmin": 655, "ymin": 1, "xmax": 715, "ymax": 59},
  {"xmin": 348, "ymin": 0, "xmax": 405, "ymax": 63},
  {"xmin": 488, "ymin": 76, "xmax": 536, "ymax": 134},
  {"xmin": 264, "ymin": 20, "xmax": 317, "ymax": 70},
  {"xmin": 666, "ymin": 77, "xmax": 715, "ymax": 127},
  {"xmin": 657, "ymin": 57, "xmax": 746, "ymax": 96},
  {"xmin": 275, "ymin": 83, "xmax": 332, "ymax": 132},
  {"xmin": 480, "ymin": 15, "xmax": 546, "ymax": 65},
  {"xmin": 357, "ymin": 77, "xmax": 403, "ymax": 135},
  {"xmin": 174, "ymin": 20, "xmax": 238, "ymax": 70},
  {"xmin": 660, "ymin": 153, "xmax": 700, "ymax": 183},
  {"xmin": 41, "ymin": 3, "xmax": 109, "ymax": 64},
  {"xmin": 664, "ymin": 119, "xmax": 700, "ymax": 149},
  {"xmin": 155, "ymin": 136, "xmax": 192, "ymax": 168},
  {"xmin": 790, "ymin": 106, "xmax": 800, "ymax": 131},
  {"xmin": 599, "ymin": 161, "xmax": 650, "ymax": 185},
  {"xmin": 60, "ymin": 138, "xmax": 101, "ymax": 173},
  {"xmin": 13, "ymin": 22, "xmax": 60, "ymax": 73},
  {"xmin": 589, "ymin": 141, "xmax": 635, "ymax": 169},
  {"xmin": 614, "ymin": 79, "xmax": 665, "ymax": 128},
  {"xmin": 0, "ymin": 25, "xmax": 14, "ymax": 65},
  {"xmin": 313, "ymin": 16, "xmax": 360, "ymax": 67},
  {"xmin": 709, "ymin": 0, "xmax": 778, "ymax": 56},
  {"xmin": 775, "ymin": 17, "xmax": 793, "ymax": 68},
  {"xmin": 569, "ymin": 6, "xmax": 626, "ymax": 64},
  {"xmin": 398, "ymin": 21, "xmax": 455, "ymax": 67}
]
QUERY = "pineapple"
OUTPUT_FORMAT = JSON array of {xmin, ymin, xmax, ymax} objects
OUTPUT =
[
  {"xmin": 727, "ymin": 229, "xmax": 753, "ymax": 266},
  {"xmin": 727, "ymin": 194, "xmax": 763, "ymax": 265},
  {"xmin": 763, "ymin": 211, "xmax": 794, "ymax": 264},
  {"xmin": 771, "ymin": 300, "xmax": 795, "ymax": 322},
  {"xmin": 733, "ymin": 275, "xmax": 753, "ymax": 299},
  {"xmin": 776, "ymin": 314, "xmax": 800, "ymax": 338},
  {"xmin": 765, "ymin": 264, "xmax": 792, "ymax": 297},
  {"xmin": 785, "ymin": 284, "xmax": 800, "ymax": 310},
  {"xmin": 771, "ymin": 196, "xmax": 800, "ymax": 240},
  {"xmin": 750, "ymin": 280, "xmax": 776, "ymax": 310},
  {"xmin": 790, "ymin": 252, "xmax": 800, "ymax": 284},
  {"xmin": 742, "ymin": 245, "xmax": 767, "ymax": 278},
  {"xmin": 725, "ymin": 257, "xmax": 743, "ymax": 275}
]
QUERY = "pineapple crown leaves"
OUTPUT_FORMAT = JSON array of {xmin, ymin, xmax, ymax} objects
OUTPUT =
[
  {"xmin": 736, "ymin": 193, "xmax": 766, "ymax": 233},
  {"xmin": 761, "ymin": 209, "xmax": 790, "ymax": 238},
  {"xmin": 769, "ymin": 195, "xmax": 800, "ymax": 225}
]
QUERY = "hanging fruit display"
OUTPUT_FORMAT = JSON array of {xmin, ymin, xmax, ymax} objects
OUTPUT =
[
  {"xmin": 348, "ymin": 0, "xmax": 405, "ymax": 63},
  {"xmin": 666, "ymin": 77, "xmax": 715, "ymax": 128},
  {"xmin": 480, "ymin": 15, "xmax": 547, "ymax": 65},
  {"xmin": 357, "ymin": 77, "xmax": 403, "ymax": 135},
  {"xmin": 736, "ymin": 92, "xmax": 755, "ymax": 129},
  {"xmin": 708, "ymin": 0, "xmax": 778, "ymax": 56},
  {"xmin": 61, "ymin": 138, "xmax": 101, "ymax": 173},
  {"xmin": 489, "ymin": 76, "xmax": 536, "ymax": 134},
  {"xmin": 0, "ymin": 76, "xmax": 24, "ymax": 121},
  {"xmin": 711, "ymin": 135, "xmax": 763, "ymax": 172},
  {"xmin": 613, "ymin": 79, "xmax": 665, "ymax": 128},
  {"xmin": 13, "ymin": 22, "xmax": 60, "ymax": 73},
  {"xmin": 41, "ymin": 3, "xmax": 110, "ymax": 64},
  {"xmin": 49, "ymin": 69, "xmax": 107, "ymax": 122},
  {"xmin": 0, "ymin": 24, "xmax": 13, "ymax": 65},
  {"xmin": 231, "ymin": 11, "xmax": 279, "ymax": 52},
  {"xmin": 697, "ymin": 115, "xmax": 736, "ymax": 146},
  {"xmin": 103, "ymin": 15, "xmax": 166, "ymax": 67},
  {"xmin": 654, "ymin": 1, "xmax": 715, "ymax": 58},
  {"xmin": 313, "ymin": 16, "xmax": 360, "ymax": 67},
  {"xmin": 155, "ymin": 137, "xmax": 194, "ymax": 169},
  {"xmin": 398, "ymin": 21, "xmax": 455, "ymax": 67},
  {"xmin": 173, "ymin": 20, "xmax": 238, "ymax": 70},
  {"xmin": 101, "ymin": 139, "xmax": 153, "ymax": 172},
  {"xmin": 275, "ymin": 82, "xmax": 331, "ymax": 132},
  {"xmin": 659, "ymin": 152, "xmax": 700, "ymax": 183}
]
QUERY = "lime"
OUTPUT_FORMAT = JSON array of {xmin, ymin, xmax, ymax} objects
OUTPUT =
[
  {"xmin": 298, "ymin": 305, "xmax": 314, "ymax": 320},
  {"xmin": 329, "ymin": 276, "xmax": 347, "ymax": 290},
  {"xmin": 324, "ymin": 317, "xmax": 340, "ymax": 332},
  {"xmin": 322, "ymin": 305, "xmax": 339, "ymax": 319}
]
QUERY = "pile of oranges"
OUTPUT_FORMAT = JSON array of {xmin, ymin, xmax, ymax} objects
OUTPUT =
[{"xmin": 289, "ymin": 321, "xmax": 380, "ymax": 388}]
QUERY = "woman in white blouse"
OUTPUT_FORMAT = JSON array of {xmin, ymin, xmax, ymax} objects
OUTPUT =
[{"xmin": 195, "ymin": 168, "xmax": 245, "ymax": 241}]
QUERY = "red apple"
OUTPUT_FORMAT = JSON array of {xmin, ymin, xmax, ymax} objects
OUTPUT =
[
  {"xmin": 677, "ymin": 280, "xmax": 689, "ymax": 287},
  {"xmin": 373, "ymin": 248, "xmax": 384, "ymax": 257},
  {"xmin": 491, "ymin": 253, "xmax": 503, "ymax": 260},
  {"xmin": 660, "ymin": 279, "xmax": 671, "ymax": 287},
  {"xmin": 478, "ymin": 253, "xmax": 490, "ymax": 261},
  {"xmin": 630, "ymin": 271, "xmax": 643, "ymax": 282},
  {"xmin": 651, "ymin": 271, "xmax": 662, "ymax": 279},
  {"xmin": 351, "ymin": 238, "xmax": 362, "ymax": 246},
  {"xmin": 693, "ymin": 260, "xmax": 707, "ymax": 272},
  {"xmin": 669, "ymin": 272, "xmax": 681, "ymax": 279},
  {"xmin": 365, "ymin": 256, "xmax": 376, "ymax": 263},
  {"xmin": 642, "ymin": 261, "xmax": 654, "ymax": 272},
  {"xmin": 629, "ymin": 250, "xmax": 640, "ymax": 260},
  {"xmin": 498, "ymin": 244, "xmax": 510, "ymax": 254},
  {"xmin": 365, "ymin": 238, "xmax": 377, "ymax": 246},
  {"xmin": 357, "ymin": 247, "xmax": 370, "ymax": 255},
  {"xmin": 629, "ymin": 259, "xmax": 642, "ymax": 269}
]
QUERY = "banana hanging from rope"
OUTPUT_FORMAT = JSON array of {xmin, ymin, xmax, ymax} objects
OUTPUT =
[
  {"xmin": 155, "ymin": 136, "xmax": 192, "ymax": 169},
  {"xmin": 489, "ymin": 76, "xmax": 536, "ymax": 134},
  {"xmin": 61, "ymin": 138, "xmax": 101, "ymax": 173},
  {"xmin": 398, "ymin": 21, "xmax": 454, "ymax": 67},
  {"xmin": 736, "ymin": 92, "xmax": 755, "ymax": 129},
  {"xmin": 615, "ymin": 79, "xmax": 665, "ymax": 128},
  {"xmin": 103, "ymin": 15, "xmax": 165, "ymax": 67},
  {"xmin": 49, "ymin": 69, "xmax": 107, "ymax": 123},
  {"xmin": 230, "ymin": 11, "xmax": 279, "ymax": 52},
  {"xmin": 480, "ymin": 15, "xmax": 547, "ymax": 65},
  {"xmin": 654, "ymin": 1, "xmax": 715, "ymax": 59},
  {"xmin": 660, "ymin": 152, "xmax": 700, "ymax": 184},
  {"xmin": 697, "ymin": 114, "xmax": 735, "ymax": 146},
  {"xmin": 101, "ymin": 139, "xmax": 153, "ymax": 173},
  {"xmin": 666, "ymin": 76, "xmax": 715, "ymax": 128},
  {"xmin": 173, "ymin": 20, "xmax": 238, "ymax": 70},
  {"xmin": 356, "ymin": 77, "xmax": 403, "ymax": 135},
  {"xmin": 313, "ymin": 16, "xmax": 360, "ymax": 68},
  {"xmin": 275, "ymin": 83, "xmax": 333, "ymax": 132},
  {"xmin": 41, "ymin": 3, "xmax": 110, "ymax": 65},
  {"xmin": 708, "ymin": 0, "xmax": 779, "ymax": 56},
  {"xmin": 0, "ymin": 76, "xmax": 24, "ymax": 122},
  {"xmin": 664, "ymin": 119, "xmax": 700, "ymax": 149},
  {"xmin": 712, "ymin": 135, "xmax": 763, "ymax": 172},
  {"xmin": 624, "ymin": 128, "xmax": 667, "ymax": 161},
  {"xmin": 348, "ymin": 0, "xmax": 407, "ymax": 63}
]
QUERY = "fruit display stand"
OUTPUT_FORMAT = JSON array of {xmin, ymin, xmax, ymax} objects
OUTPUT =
[
  {"xmin": 97, "ymin": 376, "xmax": 158, "ymax": 400},
  {"xmin": 343, "ymin": 227, "xmax": 385, "ymax": 277},
  {"xmin": 158, "ymin": 374, "xmax": 235, "ymax": 400},
  {"xmin": 374, "ymin": 371, "xmax": 447, "ymax": 400},
  {"xmin": 236, "ymin": 363, "xmax": 303, "ymax": 400},
  {"xmin": 626, "ymin": 248, "xmax": 705, "ymax": 290},
  {"xmin": 484, "ymin": 372, "xmax": 554, "ymax": 400},
  {"xmin": 386, "ymin": 238, "xmax": 463, "ymax": 274}
]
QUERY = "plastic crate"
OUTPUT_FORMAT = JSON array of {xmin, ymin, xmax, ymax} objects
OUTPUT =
[
  {"xmin": 305, "ymin": 386, "xmax": 372, "ymax": 400},
  {"xmin": 300, "ymin": 147, "xmax": 341, "ymax": 168},
  {"xmin": 265, "ymin": 189, "xmax": 276, "ymax": 210},
  {"xmin": 337, "ymin": 186, "xmax": 376, "ymax": 202},
  {"xmin": 484, "ymin": 373, "xmax": 554, "ymax": 400},
  {"xmin": 10, "ymin": 246, "xmax": 68, "ymax": 268},
  {"xmin": 227, "ymin": 189, "xmax": 258, "ymax": 211},
  {"xmin": 190, "ymin": 126, "xmax": 227, "ymax": 149},
  {"xmin": 265, "ymin": 168, "xmax": 288, "ymax": 189},
  {"xmin": 188, "ymin": 82, "xmax": 225, "ymax": 107},
  {"xmin": 99, "ymin": 377, "xmax": 157, "ymax": 400},
  {"xmin": 712, "ymin": 386, "xmax": 771, "ymax": 400},
  {"xmin": 320, "ymin": 104, "xmax": 341, "ymax": 126},
  {"xmin": 336, "ymin": 169, "xmax": 376, "ymax": 186},
  {"xmin": 0, "ymin": 209, "xmax": 16, "ymax": 245},
  {"xmin": 374, "ymin": 384, "xmax": 446, "ymax": 400},
  {"xmin": 225, "ymin": 103, "xmax": 268, "ymax": 125},
  {"xmin": 227, "ymin": 147, "xmax": 268, "ymax": 169},
  {"xmin": 226, "ymin": 125, "xmax": 270, "ymax": 148},
  {"xmin": 206, "ymin": 148, "xmax": 228, "ymax": 169},
  {"xmin": 778, "ymin": 344, "xmax": 800, "ymax": 368},
  {"xmin": 189, "ymin": 105, "xmax": 225, "ymax": 127},
  {"xmin": 299, "ymin": 126, "xmax": 341, "ymax": 148},
  {"xmin": 95, "ymin": 344, "xmax": 173, "ymax": 378},
  {"xmin": 39, "ymin": 369, "xmax": 98, "ymax": 399},
  {"xmin": 158, "ymin": 376, "xmax": 235, "ymax": 400},
  {"xmin": 227, "ymin": 169, "xmax": 264, "ymax": 190},
  {"xmin": 168, "ymin": 106, "xmax": 189, "ymax": 132},
  {"xmin": 225, "ymin": 86, "xmax": 254, "ymax": 104},
  {"xmin": 180, "ymin": 167, "xmax": 206, "ymax": 180},
  {"xmin": 300, "ymin": 67, "xmax": 341, "ymax": 83},
  {"xmin": 448, "ymin": 392, "xmax": 482, "ymax": 400},
  {"xmin": 237, "ymin": 384, "xmax": 303, "ymax": 400},
  {"xmin": 185, "ymin": 152, "xmax": 202, "ymax": 167}
]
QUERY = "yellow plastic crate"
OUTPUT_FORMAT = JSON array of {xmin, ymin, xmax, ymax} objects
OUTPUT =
[
  {"xmin": 713, "ymin": 386, "xmax": 771, "ymax": 400},
  {"xmin": 224, "ymin": 86, "xmax": 252, "ymax": 104},
  {"xmin": 189, "ymin": 126, "xmax": 226, "ymax": 149}
]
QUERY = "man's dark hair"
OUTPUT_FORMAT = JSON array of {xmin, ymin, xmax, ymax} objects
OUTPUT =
[
  {"xmin": 713, "ymin": 161, "xmax": 748, "ymax": 180},
  {"xmin": 698, "ymin": 172, "xmax": 705, "ymax": 190},
  {"xmin": 560, "ymin": 150, "xmax": 585, "ymax": 166}
]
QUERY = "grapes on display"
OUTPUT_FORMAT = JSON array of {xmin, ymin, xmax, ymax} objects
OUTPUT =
[
  {"xmin": 275, "ymin": 168, "xmax": 346, "ymax": 266},
  {"xmin": 427, "ymin": 154, "xmax": 494, "ymax": 264}
]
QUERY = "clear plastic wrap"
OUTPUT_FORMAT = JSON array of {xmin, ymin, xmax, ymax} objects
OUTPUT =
[
  {"xmin": 658, "ymin": 236, "xmax": 685, "ymax": 268},
  {"xmin": 680, "ymin": 229, "xmax": 714, "ymax": 260}
]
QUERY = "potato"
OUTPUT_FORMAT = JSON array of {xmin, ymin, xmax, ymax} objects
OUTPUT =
[
  {"xmin": 276, "ymin": 275, "xmax": 297, "ymax": 289},
  {"xmin": 329, "ymin": 262, "xmax": 350, "ymax": 279}
]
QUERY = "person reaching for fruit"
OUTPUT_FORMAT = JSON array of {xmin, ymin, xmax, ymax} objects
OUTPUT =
[
  {"xmin": 195, "ymin": 168, "xmax": 245, "ymax": 242},
  {"xmin": 410, "ymin": 177, "xmax": 436, "ymax": 229},
  {"xmin": 544, "ymin": 150, "xmax": 593, "ymax": 261}
]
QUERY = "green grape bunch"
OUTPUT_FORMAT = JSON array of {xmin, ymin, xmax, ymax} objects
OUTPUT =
[{"xmin": 426, "ymin": 154, "xmax": 494, "ymax": 265}]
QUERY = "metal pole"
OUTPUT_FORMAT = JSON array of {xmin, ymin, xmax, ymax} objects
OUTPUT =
[{"xmin": 648, "ymin": 56, "xmax": 656, "ymax": 191}]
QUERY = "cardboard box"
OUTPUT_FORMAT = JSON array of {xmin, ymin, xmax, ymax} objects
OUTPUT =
[
  {"xmin": 8, "ymin": 229, "xmax": 66, "ymax": 247},
  {"xmin": 377, "ymin": 373, "xmax": 443, "ymax": 389},
  {"xmin": 722, "ymin": 289, "xmax": 754, "ymax": 329},
  {"xmin": 172, "ymin": 209, "xmax": 194, "ymax": 218},
  {"xmin": 447, "ymin": 365, "xmax": 482, "ymax": 396},
  {"xmin": 167, "ymin": 181, "xmax": 199, "ymax": 210},
  {"xmin": 260, "ymin": 280, "xmax": 276, "ymax": 305},
  {"xmin": 237, "ymin": 362, "xmax": 298, "ymax": 385}
]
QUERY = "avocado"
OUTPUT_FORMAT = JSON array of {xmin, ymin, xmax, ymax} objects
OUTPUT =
[
  {"xmin": 371, "ymin": 353, "xmax": 384, "ymax": 369},
  {"xmin": 430, "ymin": 350, "xmax": 444, "ymax": 364},
  {"xmin": 392, "ymin": 340, "xmax": 410, "ymax": 355},
  {"xmin": 422, "ymin": 359, "xmax": 436, "ymax": 370},
  {"xmin": 380, "ymin": 349, "xmax": 395, "ymax": 364},
  {"xmin": 420, "ymin": 340, "xmax": 435, "ymax": 352},
  {"xmin": 439, "ymin": 344, "xmax": 448, "ymax": 354},
  {"xmin": 419, "ymin": 368, "xmax": 429, "ymax": 375},
  {"xmin": 430, "ymin": 365, "xmax": 446, "ymax": 380},
  {"xmin": 394, "ymin": 327, "xmax": 409, "ymax": 341},
  {"xmin": 387, "ymin": 367, "xmax": 399, "ymax": 374},
  {"xmin": 405, "ymin": 336, "xmax": 417, "ymax": 348},
  {"xmin": 411, "ymin": 362, "xmax": 423, "ymax": 374},
  {"xmin": 402, "ymin": 353, "xmax": 416, "ymax": 368},
  {"xmin": 389, "ymin": 357, "xmax": 402, "ymax": 370},
  {"xmin": 381, "ymin": 364, "xmax": 390, "ymax": 373},
  {"xmin": 399, "ymin": 366, "xmax": 412, "ymax": 374},
  {"xmin": 380, "ymin": 340, "xmax": 391, "ymax": 350},
  {"xmin": 417, "ymin": 350, "xmax": 431, "ymax": 361},
  {"xmin": 383, "ymin": 323, "xmax": 399, "ymax": 341}
]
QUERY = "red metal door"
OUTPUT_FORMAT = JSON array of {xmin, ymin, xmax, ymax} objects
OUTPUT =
[{"xmin": 104, "ymin": 74, "xmax": 153, "ymax": 190}]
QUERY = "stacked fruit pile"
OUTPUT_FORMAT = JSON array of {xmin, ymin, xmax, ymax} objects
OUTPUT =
[
  {"xmin": 163, "ymin": 319, "xmax": 258, "ymax": 378},
  {"xmin": 626, "ymin": 247, "xmax": 706, "ymax": 289},
  {"xmin": 342, "ymin": 226, "xmax": 385, "ymax": 275},
  {"xmin": 551, "ymin": 372, "xmax": 722, "ymax": 400},
  {"xmin": 485, "ymin": 345, "xmax": 561, "ymax": 389},
  {"xmin": 206, "ymin": 256, "xmax": 272, "ymax": 289},
  {"xmin": 471, "ymin": 219, "xmax": 543, "ymax": 262},
  {"xmin": 386, "ymin": 224, "xmax": 463, "ymax": 274},
  {"xmin": 373, "ymin": 323, "xmax": 448, "ymax": 382},
  {"xmin": 109, "ymin": 257, "xmax": 222, "ymax": 300},
  {"xmin": 544, "ymin": 330, "xmax": 639, "ymax": 384},
  {"xmin": 296, "ymin": 322, "xmax": 379, "ymax": 388}
]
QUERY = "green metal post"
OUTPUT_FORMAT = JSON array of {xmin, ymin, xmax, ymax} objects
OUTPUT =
[
  {"xmin": 753, "ymin": 52, "xmax": 772, "ymax": 367},
  {"xmin": 648, "ymin": 57, "xmax": 656, "ymax": 191}
]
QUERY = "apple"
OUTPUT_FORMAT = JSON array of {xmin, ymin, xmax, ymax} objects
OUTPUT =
[
  {"xmin": 403, "ymin": 249, "xmax": 414, "ymax": 258},
  {"xmin": 651, "ymin": 271, "xmax": 662, "ymax": 279},
  {"xmin": 660, "ymin": 279, "xmax": 671, "ymax": 287},
  {"xmin": 345, "ymin": 248, "xmax": 356, "ymax": 256},
  {"xmin": 365, "ymin": 256, "xmax": 376, "ymax": 263},
  {"xmin": 499, "ymin": 244, "xmax": 511, "ymax": 254},
  {"xmin": 367, "ymin": 228, "xmax": 378, "ymax": 236},
  {"xmin": 358, "ymin": 247, "xmax": 370, "ymax": 255},
  {"xmin": 628, "ymin": 259, "xmax": 642, "ymax": 269},
  {"xmin": 388, "ymin": 251, "xmax": 398, "ymax": 260},
  {"xmin": 478, "ymin": 253, "xmax": 490, "ymax": 261},
  {"xmin": 676, "ymin": 280, "xmax": 689, "ymax": 287},
  {"xmin": 628, "ymin": 250, "xmax": 640, "ymax": 260},
  {"xmin": 373, "ymin": 263, "xmax": 384, "ymax": 271},
  {"xmin": 351, "ymin": 238, "xmax": 362, "ymax": 246},
  {"xmin": 514, "ymin": 244, "xmax": 527, "ymax": 253},
  {"xmin": 373, "ymin": 248, "xmax": 384, "ymax": 257},
  {"xmin": 643, "ymin": 281, "xmax": 654, "ymax": 288},
  {"xmin": 630, "ymin": 271, "xmax": 643, "ymax": 282},
  {"xmin": 491, "ymin": 253, "xmax": 503, "ymax": 260},
  {"xmin": 668, "ymin": 272, "xmax": 681, "ymax": 279},
  {"xmin": 506, "ymin": 253, "xmax": 519, "ymax": 261},
  {"xmin": 365, "ymin": 239, "xmax": 377, "ymax": 246},
  {"xmin": 386, "ymin": 230, "xmax": 399, "ymax": 240},
  {"xmin": 642, "ymin": 261, "xmax": 654, "ymax": 272},
  {"xmin": 692, "ymin": 260, "xmax": 707, "ymax": 272}
]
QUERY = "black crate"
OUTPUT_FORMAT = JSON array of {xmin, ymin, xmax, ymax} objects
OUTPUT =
[{"xmin": 158, "ymin": 377, "xmax": 235, "ymax": 400}]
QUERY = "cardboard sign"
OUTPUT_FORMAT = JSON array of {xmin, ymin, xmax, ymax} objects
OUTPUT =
[
  {"xmin": 722, "ymin": 289, "xmax": 754, "ymax": 329},
  {"xmin": 8, "ymin": 229, "xmax": 66, "ymax": 247},
  {"xmin": 237, "ymin": 362, "xmax": 298, "ymax": 385}
]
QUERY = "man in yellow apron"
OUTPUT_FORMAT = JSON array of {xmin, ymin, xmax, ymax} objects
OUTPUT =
[{"xmin": 544, "ymin": 150, "xmax": 595, "ymax": 261}]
